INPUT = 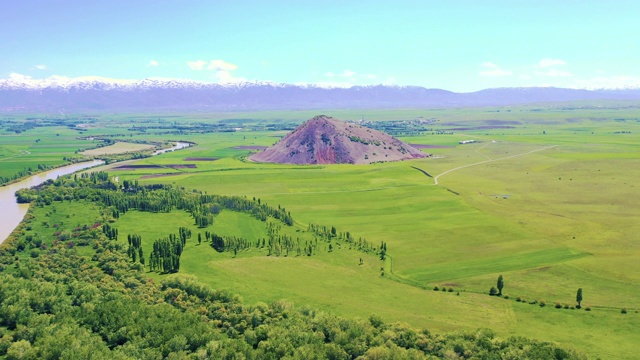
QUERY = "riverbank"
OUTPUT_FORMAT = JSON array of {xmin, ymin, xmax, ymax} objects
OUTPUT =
[{"xmin": 0, "ymin": 141, "xmax": 193, "ymax": 244}]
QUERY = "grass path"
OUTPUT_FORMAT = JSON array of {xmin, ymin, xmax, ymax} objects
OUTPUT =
[{"xmin": 433, "ymin": 143, "xmax": 558, "ymax": 185}]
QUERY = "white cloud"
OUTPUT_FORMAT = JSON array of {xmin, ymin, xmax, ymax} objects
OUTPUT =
[
  {"xmin": 535, "ymin": 58, "xmax": 567, "ymax": 68},
  {"xmin": 35, "ymin": 64, "xmax": 47, "ymax": 70},
  {"xmin": 149, "ymin": 60, "xmax": 159, "ymax": 67},
  {"xmin": 187, "ymin": 60, "xmax": 208, "ymax": 70},
  {"xmin": 324, "ymin": 71, "xmax": 335, "ymax": 77},
  {"xmin": 206, "ymin": 60, "xmax": 237, "ymax": 72},
  {"xmin": 9, "ymin": 72, "xmax": 33, "ymax": 81},
  {"xmin": 187, "ymin": 59, "xmax": 243, "ymax": 83},
  {"xmin": 479, "ymin": 62, "xmax": 512, "ymax": 77},
  {"xmin": 342, "ymin": 69, "xmax": 356, "ymax": 77}
]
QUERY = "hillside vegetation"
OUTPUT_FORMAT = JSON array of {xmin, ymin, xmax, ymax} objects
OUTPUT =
[
  {"xmin": 2, "ymin": 105, "xmax": 639, "ymax": 358},
  {"xmin": 0, "ymin": 173, "xmax": 585, "ymax": 359}
]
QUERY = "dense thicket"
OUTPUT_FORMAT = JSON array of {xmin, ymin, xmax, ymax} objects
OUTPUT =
[{"xmin": 0, "ymin": 173, "xmax": 586, "ymax": 359}]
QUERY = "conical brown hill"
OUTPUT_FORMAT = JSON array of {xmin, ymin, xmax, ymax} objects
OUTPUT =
[{"xmin": 249, "ymin": 115, "xmax": 428, "ymax": 164}]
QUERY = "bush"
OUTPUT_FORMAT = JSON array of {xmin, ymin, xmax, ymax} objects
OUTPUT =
[
  {"xmin": 529, "ymin": 299, "xmax": 538, "ymax": 305},
  {"xmin": 621, "ymin": 308, "xmax": 627, "ymax": 314},
  {"xmin": 447, "ymin": 287, "xmax": 454, "ymax": 293},
  {"xmin": 29, "ymin": 250, "xmax": 39, "ymax": 258},
  {"xmin": 503, "ymin": 294, "xmax": 509, "ymax": 299},
  {"xmin": 489, "ymin": 287, "xmax": 498, "ymax": 296},
  {"xmin": 554, "ymin": 302, "xmax": 562, "ymax": 309},
  {"xmin": 433, "ymin": 286, "xmax": 439, "ymax": 291},
  {"xmin": 585, "ymin": 306, "xmax": 591, "ymax": 311},
  {"xmin": 539, "ymin": 300, "xmax": 546, "ymax": 307}
]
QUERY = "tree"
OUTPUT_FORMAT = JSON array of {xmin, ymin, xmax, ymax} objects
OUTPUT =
[
  {"xmin": 576, "ymin": 288, "xmax": 583, "ymax": 309},
  {"xmin": 497, "ymin": 275, "xmax": 504, "ymax": 296}
]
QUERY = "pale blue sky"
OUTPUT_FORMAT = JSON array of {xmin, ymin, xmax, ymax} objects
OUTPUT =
[{"xmin": 1, "ymin": 0, "xmax": 639, "ymax": 91}]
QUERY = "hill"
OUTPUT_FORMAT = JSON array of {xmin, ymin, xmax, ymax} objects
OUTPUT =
[{"xmin": 248, "ymin": 115, "xmax": 427, "ymax": 164}]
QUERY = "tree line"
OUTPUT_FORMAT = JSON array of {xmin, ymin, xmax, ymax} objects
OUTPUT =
[
  {"xmin": 16, "ymin": 171, "xmax": 294, "ymax": 229},
  {"xmin": 308, "ymin": 223, "xmax": 386, "ymax": 258}
]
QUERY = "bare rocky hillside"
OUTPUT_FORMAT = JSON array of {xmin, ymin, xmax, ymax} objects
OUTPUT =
[{"xmin": 249, "ymin": 115, "xmax": 428, "ymax": 164}]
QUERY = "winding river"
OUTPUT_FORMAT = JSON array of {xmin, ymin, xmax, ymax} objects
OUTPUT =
[{"xmin": 0, "ymin": 141, "xmax": 191, "ymax": 243}]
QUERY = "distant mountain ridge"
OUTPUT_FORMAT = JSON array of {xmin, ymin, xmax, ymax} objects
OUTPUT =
[{"xmin": 1, "ymin": 77, "xmax": 640, "ymax": 112}]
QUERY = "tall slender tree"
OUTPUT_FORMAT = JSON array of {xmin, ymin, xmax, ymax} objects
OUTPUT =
[
  {"xmin": 576, "ymin": 288, "xmax": 583, "ymax": 308},
  {"xmin": 497, "ymin": 275, "xmax": 504, "ymax": 296}
]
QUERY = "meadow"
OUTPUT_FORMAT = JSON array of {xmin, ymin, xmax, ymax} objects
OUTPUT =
[{"xmin": 3, "ymin": 104, "xmax": 640, "ymax": 358}]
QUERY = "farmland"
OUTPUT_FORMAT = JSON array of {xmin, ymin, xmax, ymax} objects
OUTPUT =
[{"xmin": 2, "ymin": 104, "xmax": 640, "ymax": 358}]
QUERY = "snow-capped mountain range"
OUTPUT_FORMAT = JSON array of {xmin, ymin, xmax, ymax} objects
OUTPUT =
[{"xmin": 1, "ymin": 76, "xmax": 640, "ymax": 112}]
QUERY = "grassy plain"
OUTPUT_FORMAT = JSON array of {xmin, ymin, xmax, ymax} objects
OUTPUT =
[
  {"xmin": 5, "ymin": 104, "xmax": 640, "ymax": 358},
  {"xmin": 0, "ymin": 125, "xmax": 96, "ymax": 179}
]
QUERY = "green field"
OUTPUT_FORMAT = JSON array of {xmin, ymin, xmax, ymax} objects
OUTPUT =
[{"xmin": 3, "ymin": 105, "xmax": 640, "ymax": 358}]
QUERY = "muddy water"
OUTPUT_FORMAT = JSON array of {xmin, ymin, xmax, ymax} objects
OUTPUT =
[
  {"xmin": 0, "ymin": 141, "xmax": 192, "ymax": 244},
  {"xmin": 0, "ymin": 160, "xmax": 105, "ymax": 243}
]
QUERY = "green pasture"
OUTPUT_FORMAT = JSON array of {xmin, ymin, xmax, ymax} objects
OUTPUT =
[
  {"xmin": 6, "ymin": 105, "xmax": 640, "ymax": 358},
  {"xmin": 0, "ymin": 126, "xmax": 96, "ymax": 179}
]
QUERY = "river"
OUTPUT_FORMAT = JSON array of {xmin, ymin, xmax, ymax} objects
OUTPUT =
[
  {"xmin": 153, "ymin": 141, "xmax": 191, "ymax": 155},
  {"xmin": 0, "ymin": 141, "xmax": 192, "ymax": 244}
]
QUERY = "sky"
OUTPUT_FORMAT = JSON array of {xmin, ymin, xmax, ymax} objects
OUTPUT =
[{"xmin": 1, "ymin": 0, "xmax": 639, "ymax": 92}]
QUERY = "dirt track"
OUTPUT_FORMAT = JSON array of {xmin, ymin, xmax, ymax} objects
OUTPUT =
[{"xmin": 432, "ymin": 144, "xmax": 558, "ymax": 185}]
